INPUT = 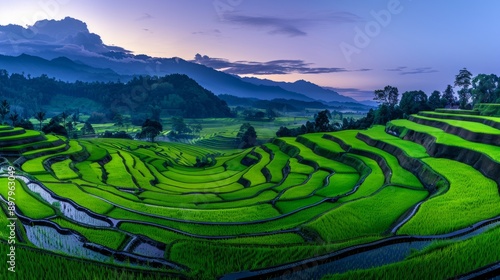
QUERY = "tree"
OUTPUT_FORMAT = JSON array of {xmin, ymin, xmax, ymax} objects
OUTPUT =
[
  {"xmin": 373, "ymin": 86, "xmax": 400, "ymax": 125},
  {"xmin": 442, "ymin": 85, "xmax": 456, "ymax": 107},
  {"xmin": 237, "ymin": 123, "xmax": 257, "ymax": 149},
  {"xmin": 191, "ymin": 122, "xmax": 203, "ymax": 135},
  {"xmin": 60, "ymin": 111, "xmax": 69, "ymax": 129},
  {"xmin": 457, "ymin": 88, "xmax": 472, "ymax": 109},
  {"xmin": 356, "ymin": 108, "xmax": 375, "ymax": 129},
  {"xmin": 66, "ymin": 122, "xmax": 75, "ymax": 139},
  {"xmin": 71, "ymin": 112, "xmax": 79, "ymax": 124},
  {"xmin": 137, "ymin": 119, "xmax": 163, "ymax": 142},
  {"xmin": 15, "ymin": 119, "xmax": 34, "ymax": 130},
  {"xmin": 399, "ymin": 90, "xmax": 429, "ymax": 117},
  {"xmin": 266, "ymin": 107, "xmax": 278, "ymax": 120},
  {"xmin": 81, "ymin": 121, "xmax": 95, "ymax": 135},
  {"xmin": 276, "ymin": 126, "xmax": 292, "ymax": 137},
  {"xmin": 237, "ymin": 123, "xmax": 252, "ymax": 139},
  {"xmin": 454, "ymin": 68, "xmax": 473, "ymax": 109},
  {"xmin": 455, "ymin": 68, "xmax": 473, "ymax": 90},
  {"xmin": 42, "ymin": 118, "xmax": 67, "ymax": 136},
  {"xmin": 471, "ymin": 74, "xmax": 499, "ymax": 104},
  {"xmin": 237, "ymin": 123, "xmax": 258, "ymax": 148},
  {"xmin": 314, "ymin": 110, "xmax": 332, "ymax": 132},
  {"xmin": 0, "ymin": 100, "xmax": 10, "ymax": 124},
  {"xmin": 428, "ymin": 90, "xmax": 445, "ymax": 110},
  {"xmin": 113, "ymin": 113, "xmax": 124, "ymax": 127},
  {"xmin": 374, "ymin": 85, "xmax": 399, "ymax": 107},
  {"xmin": 8, "ymin": 112, "xmax": 19, "ymax": 126},
  {"xmin": 34, "ymin": 111, "xmax": 46, "ymax": 131},
  {"xmin": 373, "ymin": 104, "xmax": 390, "ymax": 124},
  {"xmin": 171, "ymin": 117, "xmax": 191, "ymax": 135},
  {"xmin": 253, "ymin": 111, "xmax": 266, "ymax": 120}
]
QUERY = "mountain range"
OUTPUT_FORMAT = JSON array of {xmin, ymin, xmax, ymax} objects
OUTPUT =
[{"xmin": 0, "ymin": 17, "xmax": 370, "ymax": 107}]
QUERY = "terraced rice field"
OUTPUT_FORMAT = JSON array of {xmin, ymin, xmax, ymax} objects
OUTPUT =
[{"xmin": 0, "ymin": 108, "xmax": 499, "ymax": 280}]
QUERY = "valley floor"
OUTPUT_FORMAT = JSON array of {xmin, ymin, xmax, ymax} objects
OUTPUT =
[{"xmin": 0, "ymin": 109, "xmax": 499, "ymax": 279}]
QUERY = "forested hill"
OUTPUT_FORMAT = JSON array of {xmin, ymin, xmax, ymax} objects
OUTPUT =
[{"xmin": 0, "ymin": 71, "xmax": 233, "ymax": 119}]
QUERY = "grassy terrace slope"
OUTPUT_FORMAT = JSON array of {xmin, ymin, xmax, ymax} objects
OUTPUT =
[{"xmin": 0, "ymin": 108, "xmax": 499, "ymax": 279}]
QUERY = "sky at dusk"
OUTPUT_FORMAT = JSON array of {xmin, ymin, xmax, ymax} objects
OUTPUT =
[{"xmin": 1, "ymin": 0, "xmax": 499, "ymax": 101}]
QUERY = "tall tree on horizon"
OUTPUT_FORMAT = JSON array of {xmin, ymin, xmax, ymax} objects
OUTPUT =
[
  {"xmin": 374, "ymin": 85, "xmax": 399, "ymax": 107},
  {"xmin": 34, "ymin": 111, "xmax": 46, "ymax": 131},
  {"xmin": 443, "ymin": 85, "xmax": 456, "ymax": 107},
  {"xmin": 454, "ymin": 68, "xmax": 473, "ymax": 109},
  {"xmin": 373, "ymin": 85, "xmax": 400, "ymax": 124}
]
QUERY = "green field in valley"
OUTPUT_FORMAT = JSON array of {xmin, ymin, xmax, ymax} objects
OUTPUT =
[{"xmin": 0, "ymin": 108, "xmax": 499, "ymax": 280}]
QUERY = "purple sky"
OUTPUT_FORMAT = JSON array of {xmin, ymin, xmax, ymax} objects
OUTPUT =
[{"xmin": 1, "ymin": 0, "xmax": 499, "ymax": 101}]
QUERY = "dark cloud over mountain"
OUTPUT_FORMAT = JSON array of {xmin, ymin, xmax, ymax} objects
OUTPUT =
[
  {"xmin": 0, "ymin": 17, "xmax": 132, "ymax": 59},
  {"xmin": 193, "ymin": 53, "xmax": 349, "ymax": 75}
]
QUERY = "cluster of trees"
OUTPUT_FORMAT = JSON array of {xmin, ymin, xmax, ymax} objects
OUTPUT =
[
  {"xmin": 345, "ymin": 69, "xmax": 500, "ymax": 129},
  {"xmin": 0, "ymin": 71, "xmax": 234, "ymax": 122},
  {"xmin": 168, "ymin": 117, "xmax": 203, "ymax": 138},
  {"xmin": 0, "ymin": 97, "xmax": 202, "ymax": 143},
  {"xmin": 136, "ymin": 119, "xmax": 163, "ymax": 142},
  {"xmin": 364, "ymin": 69, "xmax": 500, "ymax": 125},
  {"xmin": 237, "ymin": 123, "xmax": 257, "ymax": 148},
  {"xmin": 0, "ymin": 99, "xmax": 83, "ymax": 138},
  {"xmin": 0, "ymin": 98, "xmax": 133, "ymax": 140},
  {"xmin": 0, "ymin": 100, "xmax": 34, "ymax": 129},
  {"xmin": 241, "ymin": 108, "xmax": 278, "ymax": 121},
  {"xmin": 429, "ymin": 69, "xmax": 500, "ymax": 109},
  {"xmin": 275, "ymin": 69, "xmax": 500, "ymax": 137},
  {"xmin": 276, "ymin": 110, "xmax": 339, "ymax": 137}
]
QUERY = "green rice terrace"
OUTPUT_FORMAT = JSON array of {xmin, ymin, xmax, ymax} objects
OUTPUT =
[{"xmin": 1, "ymin": 108, "xmax": 500, "ymax": 279}]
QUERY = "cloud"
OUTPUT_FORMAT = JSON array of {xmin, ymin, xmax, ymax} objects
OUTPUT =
[
  {"xmin": 192, "ymin": 29, "xmax": 221, "ymax": 36},
  {"xmin": 223, "ymin": 14, "xmax": 306, "ymax": 37},
  {"xmin": 137, "ymin": 13, "xmax": 153, "ymax": 21},
  {"xmin": 193, "ymin": 54, "xmax": 349, "ymax": 75},
  {"xmin": 222, "ymin": 11, "xmax": 361, "ymax": 37},
  {"xmin": 386, "ymin": 66, "xmax": 438, "ymax": 75},
  {"xmin": 53, "ymin": 44, "xmax": 103, "ymax": 58},
  {"xmin": 0, "ymin": 17, "xmax": 135, "ymax": 60},
  {"xmin": 326, "ymin": 87, "xmax": 374, "ymax": 101},
  {"xmin": 400, "ymin": 67, "xmax": 438, "ymax": 75},
  {"xmin": 386, "ymin": 66, "xmax": 407, "ymax": 72}
]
